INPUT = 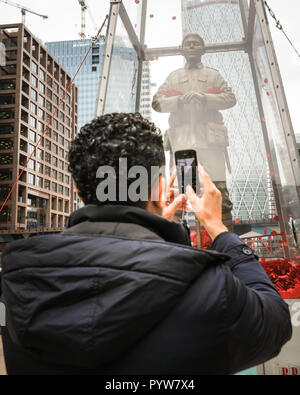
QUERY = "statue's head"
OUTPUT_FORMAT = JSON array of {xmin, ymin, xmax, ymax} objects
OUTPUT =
[{"xmin": 182, "ymin": 33, "xmax": 205, "ymax": 64}]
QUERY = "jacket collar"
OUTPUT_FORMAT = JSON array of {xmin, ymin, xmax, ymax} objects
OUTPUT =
[
  {"xmin": 68, "ymin": 205, "xmax": 191, "ymax": 246},
  {"xmin": 184, "ymin": 61, "xmax": 204, "ymax": 70}
]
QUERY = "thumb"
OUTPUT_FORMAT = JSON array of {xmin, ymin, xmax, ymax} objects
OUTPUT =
[
  {"xmin": 172, "ymin": 194, "xmax": 186, "ymax": 209},
  {"xmin": 163, "ymin": 194, "xmax": 186, "ymax": 221}
]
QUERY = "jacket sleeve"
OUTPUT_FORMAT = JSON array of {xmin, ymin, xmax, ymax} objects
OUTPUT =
[
  {"xmin": 212, "ymin": 232, "xmax": 292, "ymax": 374},
  {"xmin": 152, "ymin": 73, "xmax": 182, "ymax": 113},
  {"xmin": 204, "ymin": 71, "xmax": 237, "ymax": 111}
]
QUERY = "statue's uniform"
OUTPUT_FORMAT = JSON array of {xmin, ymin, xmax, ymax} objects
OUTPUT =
[{"xmin": 152, "ymin": 63, "xmax": 237, "ymax": 230}]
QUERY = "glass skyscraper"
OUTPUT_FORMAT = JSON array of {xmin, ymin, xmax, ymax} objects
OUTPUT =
[
  {"xmin": 182, "ymin": 0, "xmax": 276, "ymax": 223},
  {"xmin": 45, "ymin": 39, "xmax": 103, "ymax": 132},
  {"xmin": 46, "ymin": 36, "xmax": 152, "ymax": 132}
]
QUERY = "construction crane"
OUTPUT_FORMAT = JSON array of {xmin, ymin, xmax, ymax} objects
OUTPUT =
[
  {"xmin": 0, "ymin": 0, "xmax": 48, "ymax": 24},
  {"xmin": 78, "ymin": 0, "xmax": 88, "ymax": 39},
  {"xmin": 77, "ymin": 0, "xmax": 99, "ymax": 39}
]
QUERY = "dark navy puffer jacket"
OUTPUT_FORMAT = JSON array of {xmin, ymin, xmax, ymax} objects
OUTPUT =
[{"xmin": 1, "ymin": 205, "xmax": 292, "ymax": 375}]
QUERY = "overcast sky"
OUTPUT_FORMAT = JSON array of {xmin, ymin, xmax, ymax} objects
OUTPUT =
[{"xmin": 0, "ymin": 0, "xmax": 299, "ymax": 132}]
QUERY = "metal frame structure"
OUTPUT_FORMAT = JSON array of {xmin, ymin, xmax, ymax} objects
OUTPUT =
[
  {"xmin": 95, "ymin": 0, "xmax": 300, "ymax": 259},
  {"xmin": 94, "ymin": 0, "xmax": 300, "ymax": 375}
]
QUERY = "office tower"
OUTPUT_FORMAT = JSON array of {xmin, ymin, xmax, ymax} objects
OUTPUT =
[
  {"xmin": 46, "ymin": 38, "xmax": 102, "ymax": 132},
  {"xmin": 0, "ymin": 24, "xmax": 78, "ymax": 231},
  {"xmin": 46, "ymin": 37, "xmax": 152, "ymax": 130},
  {"xmin": 182, "ymin": 0, "xmax": 276, "ymax": 223},
  {"xmin": 140, "ymin": 61, "xmax": 152, "ymax": 120}
]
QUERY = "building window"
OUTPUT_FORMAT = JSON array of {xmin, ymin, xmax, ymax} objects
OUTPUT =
[
  {"xmin": 52, "ymin": 169, "xmax": 57, "ymax": 179},
  {"xmin": 38, "ymin": 95, "xmax": 45, "ymax": 107},
  {"xmin": 52, "ymin": 156, "xmax": 58, "ymax": 167},
  {"xmin": 30, "ymin": 102, "xmax": 37, "ymax": 115},
  {"xmin": 37, "ymin": 121, "xmax": 44, "ymax": 132},
  {"xmin": 37, "ymin": 162, "xmax": 43, "ymax": 174},
  {"xmin": 65, "ymin": 175, "xmax": 70, "ymax": 184},
  {"xmin": 39, "ymin": 69, "xmax": 45, "ymax": 81},
  {"xmin": 36, "ymin": 176, "xmax": 43, "ymax": 188},
  {"xmin": 52, "ymin": 182, "xmax": 57, "ymax": 192},
  {"xmin": 37, "ymin": 108, "xmax": 44, "ymax": 119},
  {"xmin": 29, "ymin": 130, "xmax": 36, "ymax": 142},
  {"xmin": 47, "ymin": 88, "xmax": 52, "ymax": 100},
  {"xmin": 28, "ymin": 159, "xmax": 35, "ymax": 170},
  {"xmin": 30, "ymin": 88, "xmax": 37, "ymax": 101},
  {"xmin": 45, "ymin": 140, "xmax": 51, "ymax": 150},
  {"xmin": 45, "ymin": 165, "xmax": 50, "ymax": 176},
  {"xmin": 29, "ymin": 144, "xmax": 35, "ymax": 155},
  {"xmin": 28, "ymin": 173, "xmax": 35, "ymax": 185},
  {"xmin": 29, "ymin": 116, "xmax": 36, "ymax": 128},
  {"xmin": 31, "ymin": 75, "xmax": 37, "ymax": 87},
  {"xmin": 45, "ymin": 153, "xmax": 51, "ymax": 164},
  {"xmin": 32, "ymin": 62, "xmax": 38, "ymax": 74},
  {"xmin": 37, "ymin": 148, "xmax": 43, "ymax": 160},
  {"xmin": 39, "ymin": 82, "xmax": 45, "ymax": 94},
  {"xmin": 58, "ymin": 185, "xmax": 63, "ymax": 195},
  {"xmin": 64, "ymin": 187, "xmax": 69, "ymax": 197},
  {"xmin": 46, "ymin": 101, "xmax": 52, "ymax": 112},
  {"xmin": 38, "ymin": 135, "xmax": 44, "ymax": 147}
]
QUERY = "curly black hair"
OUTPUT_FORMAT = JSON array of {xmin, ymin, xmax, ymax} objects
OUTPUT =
[{"xmin": 69, "ymin": 113, "xmax": 165, "ymax": 208}]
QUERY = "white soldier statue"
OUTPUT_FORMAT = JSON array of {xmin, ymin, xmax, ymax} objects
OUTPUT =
[{"xmin": 152, "ymin": 33, "xmax": 237, "ymax": 231}]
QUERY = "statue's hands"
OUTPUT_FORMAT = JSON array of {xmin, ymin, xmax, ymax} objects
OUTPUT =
[{"xmin": 181, "ymin": 91, "xmax": 206, "ymax": 105}]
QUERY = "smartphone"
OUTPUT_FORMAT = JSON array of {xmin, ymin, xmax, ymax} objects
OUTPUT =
[{"xmin": 175, "ymin": 150, "xmax": 201, "ymax": 195}]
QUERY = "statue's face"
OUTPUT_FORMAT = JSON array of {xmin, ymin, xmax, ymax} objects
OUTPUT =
[{"xmin": 183, "ymin": 36, "xmax": 204, "ymax": 63}]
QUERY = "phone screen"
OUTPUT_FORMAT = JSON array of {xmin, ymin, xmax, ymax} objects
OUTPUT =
[{"xmin": 175, "ymin": 151, "xmax": 201, "ymax": 195}]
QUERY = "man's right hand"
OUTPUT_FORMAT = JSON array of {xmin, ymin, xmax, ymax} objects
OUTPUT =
[{"xmin": 185, "ymin": 166, "xmax": 228, "ymax": 241}]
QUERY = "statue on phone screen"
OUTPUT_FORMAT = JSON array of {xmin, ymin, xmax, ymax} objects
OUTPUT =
[{"xmin": 152, "ymin": 33, "xmax": 237, "ymax": 230}]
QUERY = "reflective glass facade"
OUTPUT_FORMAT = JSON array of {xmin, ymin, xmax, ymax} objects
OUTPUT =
[
  {"xmin": 46, "ymin": 36, "xmax": 151, "ymax": 128},
  {"xmin": 45, "ymin": 39, "xmax": 103, "ymax": 131}
]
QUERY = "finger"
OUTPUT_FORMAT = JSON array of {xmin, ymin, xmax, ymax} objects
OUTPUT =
[
  {"xmin": 183, "ymin": 93, "xmax": 194, "ymax": 103},
  {"xmin": 163, "ymin": 195, "xmax": 186, "ymax": 220},
  {"xmin": 185, "ymin": 185, "xmax": 198, "ymax": 206},
  {"xmin": 170, "ymin": 188, "xmax": 180, "ymax": 199},
  {"xmin": 169, "ymin": 169, "xmax": 177, "ymax": 189},
  {"xmin": 198, "ymin": 165, "xmax": 212, "ymax": 190},
  {"xmin": 172, "ymin": 194, "xmax": 187, "ymax": 211}
]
